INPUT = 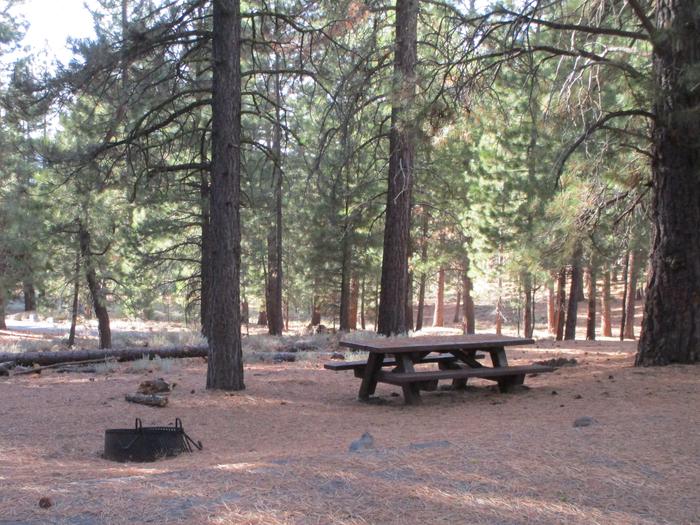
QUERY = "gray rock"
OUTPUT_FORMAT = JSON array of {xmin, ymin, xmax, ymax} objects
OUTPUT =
[
  {"xmin": 573, "ymin": 416, "xmax": 597, "ymax": 428},
  {"xmin": 349, "ymin": 432, "xmax": 374, "ymax": 452}
]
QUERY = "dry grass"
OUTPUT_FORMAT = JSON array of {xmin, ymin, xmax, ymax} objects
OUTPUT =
[{"xmin": 0, "ymin": 336, "xmax": 698, "ymax": 525}]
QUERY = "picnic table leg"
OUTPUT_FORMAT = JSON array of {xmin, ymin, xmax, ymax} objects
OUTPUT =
[
  {"xmin": 395, "ymin": 354, "xmax": 421, "ymax": 405},
  {"xmin": 358, "ymin": 353, "xmax": 384, "ymax": 401},
  {"xmin": 488, "ymin": 346, "xmax": 520, "ymax": 393}
]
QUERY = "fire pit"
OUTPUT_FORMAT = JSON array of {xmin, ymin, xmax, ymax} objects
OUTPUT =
[{"xmin": 104, "ymin": 418, "xmax": 202, "ymax": 462}]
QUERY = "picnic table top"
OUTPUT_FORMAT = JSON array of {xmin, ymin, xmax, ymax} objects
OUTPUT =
[{"xmin": 339, "ymin": 334, "xmax": 535, "ymax": 354}]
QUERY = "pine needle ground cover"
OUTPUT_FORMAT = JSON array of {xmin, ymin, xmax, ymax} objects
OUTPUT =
[{"xmin": 0, "ymin": 338, "xmax": 697, "ymax": 524}]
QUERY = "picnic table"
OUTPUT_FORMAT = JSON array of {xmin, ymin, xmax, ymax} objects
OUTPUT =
[{"xmin": 325, "ymin": 334, "xmax": 554, "ymax": 404}]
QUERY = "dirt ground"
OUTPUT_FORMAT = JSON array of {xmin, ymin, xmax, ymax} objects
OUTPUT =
[{"xmin": 1, "ymin": 333, "xmax": 699, "ymax": 525}]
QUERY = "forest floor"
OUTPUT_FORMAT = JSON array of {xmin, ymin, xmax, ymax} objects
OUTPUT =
[{"xmin": 1, "ymin": 304, "xmax": 699, "ymax": 524}]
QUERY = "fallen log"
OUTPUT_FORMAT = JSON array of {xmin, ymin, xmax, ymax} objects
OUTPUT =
[
  {"xmin": 0, "ymin": 345, "xmax": 208, "ymax": 367},
  {"xmin": 125, "ymin": 393, "xmax": 168, "ymax": 407}
]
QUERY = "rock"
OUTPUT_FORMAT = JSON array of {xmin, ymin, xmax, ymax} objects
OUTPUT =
[
  {"xmin": 574, "ymin": 394, "xmax": 583, "ymax": 399},
  {"xmin": 409, "ymin": 440, "xmax": 451, "ymax": 450},
  {"xmin": 573, "ymin": 416, "xmax": 597, "ymax": 428},
  {"xmin": 349, "ymin": 432, "xmax": 374, "ymax": 452},
  {"xmin": 39, "ymin": 497, "xmax": 52, "ymax": 509},
  {"xmin": 551, "ymin": 390, "xmax": 558, "ymax": 395},
  {"xmin": 330, "ymin": 352, "xmax": 345, "ymax": 360},
  {"xmin": 138, "ymin": 378, "xmax": 171, "ymax": 394}
]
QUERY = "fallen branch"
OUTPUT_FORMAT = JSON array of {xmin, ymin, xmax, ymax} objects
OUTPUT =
[
  {"xmin": 11, "ymin": 358, "xmax": 118, "ymax": 376},
  {"xmin": 125, "ymin": 393, "xmax": 168, "ymax": 407},
  {"xmin": 0, "ymin": 344, "xmax": 208, "ymax": 367}
]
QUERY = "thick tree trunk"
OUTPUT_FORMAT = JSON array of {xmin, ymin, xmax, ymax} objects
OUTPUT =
[
  {"xmin": 586, "ymin": 265, "xmax": 596, "ymax": 341},
  {"xmin": 257, "ymin": 309, "xmax": 267, "ymax": 326},
  {"xmin": 523, "ymin": 272, "xmax": 533, "ymax": 338},
  {"xmin": 601, "ymin": 269, "xmax": 612, "ymax": 337},
  {"xmin": 23, "ymin": 281, "xmax": 36, "ymax": 311},
  {"xmin": 377, "ymin": 0, "xmax": 417, "ymax": 336},
  {"xmin": 637, "ymin": 0, "xmax": 700, "ymax": 365},
  {"xmin": 547, "ymin": 280, "xmax": 556, "ymax": 335},
  {"xmin": 624, "ymin": 251, "xmax": 638, "ymax": 340},
  {"xmin": 79, "ymin": 223, "xmax": 111, "ymax": 349},
  {"xmin": 265, "ymin": 230, "xmax": 283, "ymax": 335},
  {"xmin": 206, "ymin": 0, "xmax": 244, "ymax": 390},
  {"xmin": 68, "ymin": 248, "xmax": 81, "ymax": 347},
  {"xmin": 564, "ymin": 248, "xmax": 582, "ymax": 340},
  {"xmin": 432, "ymin": 267, "xmax": 445, "ymax": 327},
  {"xmin": 555, "ymin": 268, "xmax": 566, "ymax": 340}
]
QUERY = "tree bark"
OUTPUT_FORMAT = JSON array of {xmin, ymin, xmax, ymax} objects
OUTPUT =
[
  {"xmin": 637, "ymin": 0, "xmax": 700, "ymax": 365},
  {"xmin": 78, "ymin": 222, "xmax": 111, "ymax": 350},
  {"xmin": 311, "ymin": 296, "xmax": 321, "ymax": 326},
  {"xmin": 339, "ymin": 230, "xmax": 353, "ymax": 331},
  {"xmin": 23, "ymin": 281, "xmax": 36, "ymax": 311},
  {"xmin": 564, "ymin": 247, "xmax": 582, "ymax": 340},
  {"xmin": 257, "ymin": 309, "xmax": 267, "ymax": 326},
  {"xmin": 265, "ymin": 31, "xmax": 284, "ymax": 337},
  {"xmin": 555, "ymin": 268, "xmax": 566, "ymax": 340},
  {"xmin": 0, "ymin": 293, "xmax": 6, "ymax": 330},
  {"xmin": 206, "ymin": 0, "xmax": 244, "ymax": 390},
  {"xmin": 68, "ymin": 248, "xmax": 81, "ymax": 347},
  {"xmin": 547, "ymin": 280, "xmax": 556, "ymax": 335},
  {"xmin": 624, "ymin": 250, "xmax": 638, "ymax": 340},
  {"xmin": 619, "ymin": 251, "xmax": 630, "ymax": 341},
  {"xmin": 462, "ymin": 265, "xmax": 475, "ymax": 334},
  {"xmin": 432, "ymin": 266, "xmax": 445, "ymax": 327},
  {"xmin": 200, "ymin": 164, "xmax": 212, "ymax": 338},
  {"xmin": 453, "ymin": 288, "xmax": 461, "ymax": 323},
  {"xmin": 405, "ymin": 271, "xmax": 414, "ymax": 331},
  {"xmin": 523, "ymin": 272, "xmax": 533, "ymax": 338},
  {"xmin": 349, "ymin": 274, "xmax": 359, "ymax": 330},
  {"xmin": 415, "ymin": 209, "xmax": 429, "ymax": 331},
  {"xmin": 586, "ymin": 265, "xmax": 596, "ymax": 341},
  {"xmin": 415, "ymin": 273, "xmax": 426, "ymax": 330},
  {"xmin": 377, "ymin": 0, "xmax": 418, "ymax": 336},
  {"xmin": 601, "ymin": 269, "xmax": 612, "ymax": 337},
  {"xmin": 360, "ymin": 276, "xmax": 366, "ymax": 330}
]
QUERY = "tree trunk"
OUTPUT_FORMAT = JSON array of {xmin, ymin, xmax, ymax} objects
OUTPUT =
[
  {"xmin": 586, "ymin": 265, "xmax": 596, "ymax": 341},
  {"xmin": 68, "ymin": 248, "xmax": 81, "ymax": 347},
  {"xmin": 564, "ymin": 247, "xmax": 582, "ymax": 340},
  {"xmin": 453, "ymin": 289, "xmax": 461, "ymax": 323},
  {"xmin": 311, "ymin": 296, "xmax": 321, "ymax": 326},
  {"xmin": 339, "ymin": 230, "xmax": 353, "ymax": 331},
  {"xmin": 601, "ymin": 269, "xmax": 612, "ymax": 337},
  {"xmin": 547, "ymin": 280, "xmax": 556, "ymax": 335},
  {"xmin": 415, "ymin": 273, "xmax": 426, "ymax": 331},
  {"xmin": 555, "ymin": 268, "xmax": 566, "ymax": 340},
  {"xmin": 0, "ymin": 293, "xmax": 6, "ymax": 330},
  {"xmin": 619, "ymin": 251, "xmax": 630, "ymax": 341},
  {"xmin": 405, "ymin": 271, "xmax": 414, "ymax": 331},
  {"xmin": 257, "ymin": 309, "xmax": 268, "ymax": 326},
  {"xmin": 78, "ymin": 222, "xmax": 111, "ymax": 350},
  {"xmin": 23, "ymin": 281, "xmax": 36, "ymax": 311},
  {"xmin": 637, "ymin": 0, "xmax": 700, "ymax": 365},
  {"xmin": 349, "ymin": 274, "xmax": 359, "ymax": 330},
  {"xmin": 265, "ymin": 34, "xmax": 284, "ymax": 337},
  {"xmin": 624, "ymin": 251, "xmax": 638, "ymax": 340},
  {"xmin": 495, "ymin": 297, "xmax": 503, "ymax": 335},
  {"xmin": 200, "ymin": 165, "xmax": 212, "ymax": 339},
  {"xmin": 360, "ymin": 276, "xmax": 366, "ymax": 330},
  {"xmin": 432, "ymin": 266, "xmax": 445, "ymax": 327},
  {"xmin": 206, "ymin": 0, "xmax": 244, "ymax": 390},
  {"xmin": 377, "ymin": 0, "xmax": 417, "ymax": 336},
  {"xmin": 523, "ymin": 272, "xmax": 533, "ymax": 338},
  {"xmin": 415, "ymin": 209, "xmax": 429, "ymax": 331},
  {"xmin": 462, "ymin": 266, "xmax": 475, "ymax": 334}
]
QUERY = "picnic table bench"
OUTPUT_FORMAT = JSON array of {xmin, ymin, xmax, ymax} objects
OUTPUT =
[{"xmin": 325, "ymin": 334, "xmax": 554, "ymax": 404}]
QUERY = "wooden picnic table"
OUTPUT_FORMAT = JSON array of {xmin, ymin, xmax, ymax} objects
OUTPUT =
[{"xmin": 327, "ymin": 334, "xmax": 554, "ymax": 404}]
